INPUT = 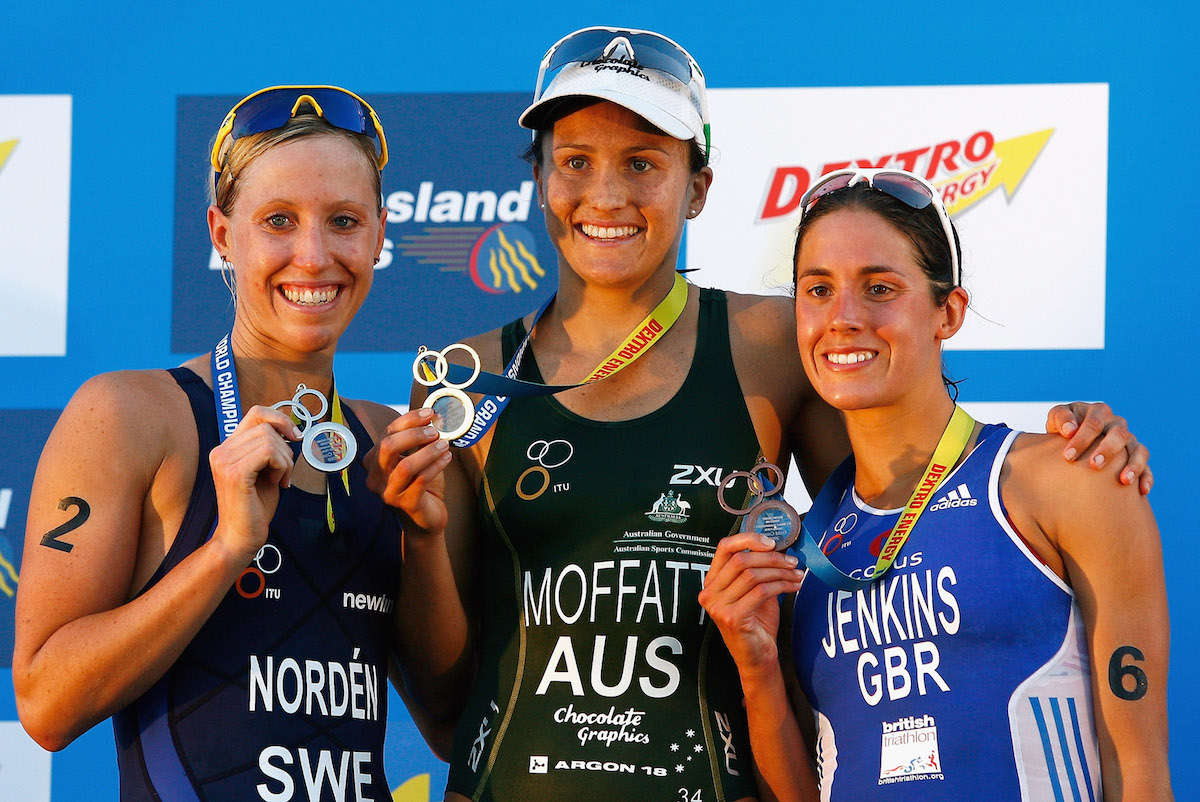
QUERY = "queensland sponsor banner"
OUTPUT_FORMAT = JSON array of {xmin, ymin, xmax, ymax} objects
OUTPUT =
[
  {"xmin": 171, "ymin": 93, "xmax": 555, "ymax": 353},
  {"xmin": 689, "ymin": 84, "xmax": 1108, "ymax": 350},
  {"xmin": 0, "ymin": 410, "xmax": 62, "ymax": 667},
  {"xmin": 1, "ymin": 96, "xmax": 72, "ymax": 357}
]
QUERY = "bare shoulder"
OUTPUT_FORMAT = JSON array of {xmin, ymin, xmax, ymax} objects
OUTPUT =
[
  {"xmin": 458, "ymin": 324, "xmax": 508, "ymax": 374},
  {"xmin": 724, "ymin": 288, "xmax": 813, "ymax": 421},
  {"xmin": 1003, "ymin": 430, "xmax": 1153, "ymax": 547},
  {"xmin": 1005, "ymin": 431, "xmax": 1128, "ymax": 490},
  {"xmin": 724, "ymin": 290, "xmax": 798, "ymax": 351},
  {"xmin": 62, "ymin": 369, "xmax": 191, "ymax": 446}
]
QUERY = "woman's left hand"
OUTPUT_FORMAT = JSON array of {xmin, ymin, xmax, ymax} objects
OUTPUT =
[
  {"xmin": 1046, "ymin": 401, "xmax": 1152, "ymax": 495},
  {"xmin": 364, "ymin": 408, "xmax": 452, "ymax": 535}
]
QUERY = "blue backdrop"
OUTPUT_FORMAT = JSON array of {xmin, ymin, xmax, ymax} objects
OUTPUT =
[{"xmin": 1, "ymin": 1, "xmax": 1195, "ymax": 798}]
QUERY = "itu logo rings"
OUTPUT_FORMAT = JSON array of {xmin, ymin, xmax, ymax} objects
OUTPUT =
[
  {"xmin": 236, "ymin": 543, "xmax": 283, "ymax": 599},
  {"xmin": 516, "ymin": 439, "xmax": 574, "ymax": 501}
]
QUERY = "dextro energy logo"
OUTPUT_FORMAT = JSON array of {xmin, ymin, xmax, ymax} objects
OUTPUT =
[
  {"xmin": 385, "ymin": 180, "xmax": 546, "ymax": 295},
  {"xmin": 758, "ymin": 128, "xmax": 1053, "ymax": 221}
]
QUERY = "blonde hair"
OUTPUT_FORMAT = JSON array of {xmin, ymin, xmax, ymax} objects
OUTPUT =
[{"xmin": 209, "ymin": 114, "xmax": 383, "ymax": 213}]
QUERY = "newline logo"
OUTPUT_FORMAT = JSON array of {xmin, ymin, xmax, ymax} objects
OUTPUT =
[{"xmin": 343, "ymin": 591, "xmax": 395, "ymax": 614}]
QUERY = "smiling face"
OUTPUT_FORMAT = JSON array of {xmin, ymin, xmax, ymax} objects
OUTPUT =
[
  {"xmin": 534, "ymin": 101, "xmax": 711, "ymax": 291},
  {"xmin": 794, "ymin": 208, "xmax": 967, "ymax": 414},
  {"xmin": 208, "ymin": 133, "xmax": 385, "ymax": 360}
]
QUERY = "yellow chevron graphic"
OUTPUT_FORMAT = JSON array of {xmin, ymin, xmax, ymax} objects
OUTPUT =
[
  {"xmin": 940, "ymin": 128, "xmax": 1054, "ymax": 216},
  {"xmin": 0, "ymin": 139, "xmax": 18, "ymax": 177}
]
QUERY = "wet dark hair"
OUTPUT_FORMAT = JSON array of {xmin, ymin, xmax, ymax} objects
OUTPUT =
[
  {"xmin": 792, "ymin": 182, "xmax": 961, "ymax": 306},
  {"xmin": 792, "ymin": 182, "xmax": 965, "ymax": 398},
  {"xmin": 521, "ymin": 96, "xmax": 708, "ymax": 174}
]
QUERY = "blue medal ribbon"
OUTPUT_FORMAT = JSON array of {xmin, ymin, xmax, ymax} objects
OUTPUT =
[
  {"xmin": 209, "ymin": 334, "xmax": 351, "ymax": 533},
  {"xmin": 788, "ymin": 405, "xmax": 975, "ymax": 591}
]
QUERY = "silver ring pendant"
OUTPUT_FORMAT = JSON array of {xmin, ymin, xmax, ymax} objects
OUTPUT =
[
  {"xmin": 301, "ymin": 421, "xmax": 358, "ymax": 472},
  {"xmin": 424, "ymin": 387, "xmax": 474, "ymax": 441}
]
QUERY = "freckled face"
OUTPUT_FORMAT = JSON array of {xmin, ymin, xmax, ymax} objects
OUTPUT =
[
  {"xmin": 793, "ymin": 208, "xmax": 956, "ymax": 413},
  {"xmin": 210, "ymin": 134, "xmax": 385, "ymax": 358},
  {"xmin": 535, "ymin": 101, "xmax": 710, "ymax": 290}
]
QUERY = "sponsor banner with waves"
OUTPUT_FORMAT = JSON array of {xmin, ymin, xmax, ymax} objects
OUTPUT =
[
  {"xmin": 172, "ymin": 93, "xmax": 555, "ymax": 354},
  {"xmin": 0, "ymin": 410, "xmax": 62, "ymax": 668},
  {"xmin": 688, "ymin": 84, "xmax": 1108, "ymax": 351}
]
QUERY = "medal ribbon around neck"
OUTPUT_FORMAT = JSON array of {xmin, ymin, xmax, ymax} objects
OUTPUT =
[
  {"xmin": 210, "ymin": 334, "xmax": 353, "ymax": 533},
  {"xmin": 792, "ymin": 404, "xmax": 976, "ymax": 591},
  {"xmin": 417, "ymin": 271, "xmax": 689, "ymax": 448}
]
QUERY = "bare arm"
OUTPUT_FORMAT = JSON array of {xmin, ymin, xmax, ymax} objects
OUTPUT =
[
  {"xmin": 13, "ymin": 372, "xmax": 295, "ymax": 750},
  {"xmin": 1008, "ymin": 436, "xmax": 1171, "ymax": 800},
  {"xmin": 699, "ymin": 532, "xmax": 819, "ymax": 802},
  {"xmin": 365, "ymin": 385, "xmax": 479, "ymax": 733}
]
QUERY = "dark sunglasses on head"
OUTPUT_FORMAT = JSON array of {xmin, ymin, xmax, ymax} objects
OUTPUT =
[
  {"xmin": 799, "ymin": 168, "xmax": 960, "ymax": 286},
  {"xmin": 210, "ymin": 85, "xmax": 388, "ymax": 191},
  {"xmin": 535, "ymin": 27, "xmax": 702, "ymax": 93}
]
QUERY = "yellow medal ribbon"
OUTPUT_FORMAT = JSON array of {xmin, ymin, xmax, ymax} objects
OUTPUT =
[{"xmin": 873, "ymin": 404, "xmax": 975, "ymax": 576}]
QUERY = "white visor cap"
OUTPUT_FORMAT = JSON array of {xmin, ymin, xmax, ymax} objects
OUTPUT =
[{"xmin": 519, "ymin": 60, "xmax": 706, "ymax": 152}]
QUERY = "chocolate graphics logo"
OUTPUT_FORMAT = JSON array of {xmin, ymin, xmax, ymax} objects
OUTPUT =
[{"xmin": 172, "ymin": 93, "xmax": 556, "ymax": 353}]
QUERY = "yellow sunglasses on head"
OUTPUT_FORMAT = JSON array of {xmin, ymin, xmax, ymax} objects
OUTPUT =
[{"xmin": 210, "ymin": 84, "xmax": 388, "ymax": 188}]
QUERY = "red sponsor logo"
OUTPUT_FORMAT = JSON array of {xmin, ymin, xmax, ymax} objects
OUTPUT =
[{"xmin": 758, "ymin": 128, "xmax": 1052, "ymax": 221}]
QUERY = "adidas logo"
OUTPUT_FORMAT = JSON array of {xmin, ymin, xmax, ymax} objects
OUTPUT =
[{"xmin": 929, "ymin": 483, "xmax": 978, "ymax": 511}]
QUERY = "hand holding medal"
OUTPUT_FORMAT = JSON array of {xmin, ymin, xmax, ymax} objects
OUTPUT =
[
  {"xmin": 412, "ymin": 344, "xmax": 482, "ymax": 441},
  {"xmin": 271, "ymin": 383, "xmax": 357, "ymax": 473},
  {"xmin": 718, "ymin": 461, "xmax": 801, "ymax": 551}
]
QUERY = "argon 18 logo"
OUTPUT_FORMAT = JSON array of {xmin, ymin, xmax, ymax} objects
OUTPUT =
[{"xmin": 758, "ymin": 128, "xmax": 1053, "ymax": 221}]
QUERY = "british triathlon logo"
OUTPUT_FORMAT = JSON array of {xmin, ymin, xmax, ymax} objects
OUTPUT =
[
  {"xmin": 385, "ymin": 181, "xmax": 546, "ymax": 295},
  {"xmin": 878, "ymin": 714, "xmax": 944, "ymax": 784},
  {"xmin": 758, "ymin": 128, "xmax": 1054, "ymax": 221},
  {"xmin": 646, "ymin": 490, "xmax": 691, "ymax": 524}
]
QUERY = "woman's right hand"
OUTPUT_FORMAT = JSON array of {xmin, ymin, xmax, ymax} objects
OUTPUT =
[
  {"xmin": 364, "ymin": 407, "xmax": 452, "ymax": 536},
  {"xmin": 208, "ymin": 405, "xmax": 300, "ymax": 564},
  {"xmin": 699, "ymin": 532, "xmax": 806, "ymax": 676}
]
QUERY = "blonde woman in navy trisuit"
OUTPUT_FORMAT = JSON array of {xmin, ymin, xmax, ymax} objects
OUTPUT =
[{"xmin": 14, "ymin": 86, "xmax": 463, "ymax": 800}]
